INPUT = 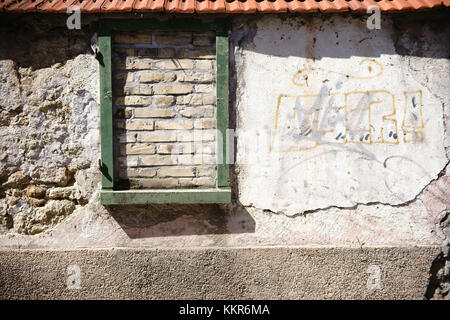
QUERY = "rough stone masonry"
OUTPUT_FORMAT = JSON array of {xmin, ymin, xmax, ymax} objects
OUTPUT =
[
  {"xmin": 113, "ymin": 30, "xmax": 218, "ymax": 189},
  {"xmin": 0, "ymin": 11, "xmax": 449, "ymax": 299}
]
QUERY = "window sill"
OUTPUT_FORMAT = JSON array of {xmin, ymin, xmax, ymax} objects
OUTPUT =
[{"xmin": 100, "ymin": 188, "xmax": 231, "ymax": 205}]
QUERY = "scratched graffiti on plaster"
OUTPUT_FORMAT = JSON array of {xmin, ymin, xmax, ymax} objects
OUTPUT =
[
  {"xmin": 271, "ymin": 60, "xmax": 424, "ymax": 153},
  {"xmin": 291, "ymin": 58, "xmax": 384, "ymax": 87}
]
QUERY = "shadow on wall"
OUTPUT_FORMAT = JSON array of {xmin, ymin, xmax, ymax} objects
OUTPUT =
[
  {"xmin": 0, "ymin": 14, "xmax": 96, "ymax": 69},
  {"xmin": 105, "ymin": 202, "xmax": 255, "ymax": 238},
  {"xmin": 233, "ymin": 10, "xmax": 450, "ymax": 60}
]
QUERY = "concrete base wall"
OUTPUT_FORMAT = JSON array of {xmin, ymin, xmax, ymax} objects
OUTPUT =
[{"xmin": 0, "ymin": 246, "xmax": 439, "ymax": 300}]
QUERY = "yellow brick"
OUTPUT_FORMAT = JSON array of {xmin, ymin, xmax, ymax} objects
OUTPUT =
[
  {"xmin": 193, "ymin": 32, "xmax": 215, "ymax": 47},
  {"xmin": 139, "ymin": 155, "xmax": 177, "ymax": 166},
  {"xmin": 194, "ymin": 118, "xmax": 216, "ymax": 129},
  {"xmin": 177, "ymin": 130, "xmax": 216, "ymax": 142},
  {"xmin": 179, "ymin": 106, "xmax": 214, "ymax": 118},
  {"xmin": 154, "ymin": 95, "xmax": 175, "ymax": 107},
  {"xmin": 123, "ymin": 85, "xmax": 152, "ymax": 95},
  {"xmin": 139, "ymin": 131, "xmax": 177, "ymax": 142},
  {"xmin": 117, "ymin": 120, "xmax": 154, "ymax": 131},
  {"xmin": 138, "ymin": 178, "xmax": 180, "ymax": 189},
  {"xmin": 177, "ymin": 93, "xmax": 216, "ymax": 106},
  {"xmin": 120, "ymin": 144, "xmax": 156, "ymax": 155},
  {"xmin": 195, "ymin": 142, "xmax": 216, "ymax": 154},
  {"xmin": 155, "ymin": 119, "xmax": 193, "ymax": 130},
  {"xmin": 196, "ymin": 60, "xmax": 214, "ymax": 70},
  {"xmin": 195, "ymin": 84, "xmax": 214, "ymax": 93},
  {"xmin": 196, "ymin": 167, "xmax": 216, "ymax": 177},
  {"xmin": 135, "ymin": 48, "xmax": 176, "ymax": 58},
  {"xmin": 177, "ymin": 154, "xmax": 216, "ymax": 165},
  {"xmin": 114, "ymin": 33, "xmax": 152, "ymax": 44},
  {"xmin": 154, "ymin": 59, "xmax": 194, "ymax": 70},
  {"xmin": 118, "ymin": 156, "xmax": 139, "ymax": 168},
  {"xmin": 117, "ymin": 133, "xmax": 137, "ymax": 143},
  {"xmin": 157, "ymin": 143, "xmax": 194, "ymax": 154},
  {"xmin": 158, "ymin": 167, "xmax": 195, "ymax": 178},
  {"xmin": 119, "ymin": 168, "xmax": 157, "ymax": 178},
  {"xmin": 157, "ymin": 48, "xmax": 176, "ymax": 58},
  {"xmin": 122, "ymin": 96, "xmax": 152, "ymax": 106},
  {"xmin": 152, "ymin": 84, "xmax": 193, "ymax": 95},
  {"xmin": 177, "ymin": 94, "xmax": 215, "ymax": 105},
  {"xmin": 155, "ymin": 32, "xmax": 192, "ymax": 46},
  {"xmin": 135, "ymin": 108, "xmax": 174, "ymax": 118},
  {"xmin": 177, "ymin": 72, "xmax": 215, "ymax": 83},
  {"xmin": 126, "ymin": 58, "xmax": 152, "ymax": 70},
  {"xmin": 177, "ymin": 49, "xmax": 215, "ymax": 59},
  {"xmin": 192, "ymin": 177, "xmax": 216, "ymax": 187},
  {"xmin": 178, "ymin": 177, "xmax": 216, "ymax": 188},
  {"xmin": 139, "ymin": 72, "xmax": 176, "ymax": 83}
]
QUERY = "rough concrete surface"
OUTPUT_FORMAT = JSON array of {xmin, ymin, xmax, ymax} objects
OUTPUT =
[{"xmin": 0, "ymin": 246, "xmax": 440, "ymax": 300}]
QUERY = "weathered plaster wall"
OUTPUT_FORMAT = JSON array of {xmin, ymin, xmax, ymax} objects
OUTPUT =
[
  {"xmin": 0, "ymin": 12, "xmax": 448, "ymax": 298},
  {"xmin": 0, "ymin": 12, "xmax": 448, "ymax": 247},
  {"xmin": 236, "ymin": 17, "xmax": 448, "ymax": 215},
  {"xmin": 233, "ymin": 13, "xmax": 450, "ymax": 243}
]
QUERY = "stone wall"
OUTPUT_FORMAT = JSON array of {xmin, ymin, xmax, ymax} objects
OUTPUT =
[
  {"xmin": 112, "ymin": 30, "xmax": 217, "ymax": 189},
  {"xmin": 0, "ymin": 15, "xmax": 98, "ymax": 235}
]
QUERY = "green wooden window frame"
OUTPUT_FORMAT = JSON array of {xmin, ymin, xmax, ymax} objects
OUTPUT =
[{"xmin": 98, "ymin": 18, "xmax": 231, "ymax": 205}]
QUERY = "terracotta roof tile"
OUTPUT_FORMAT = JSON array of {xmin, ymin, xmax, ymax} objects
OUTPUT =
[
  {"xmin": 320, "ymin": 0, "xmax": 349, "ymax": 13},
  {"xmin": 37, "ymin": 0, "xmax": 72, "ymax": 12},
  {"xmin": 133, "ymin": 0, "xmax": 165, "ymax": 11},
  {"xmin": 102, "ymin": 0, "xmax": 135, "ymax": 12},
  {"xmin": 225, "ymin": 0, "xmax": 257, "ymax": 13},
  {"xmin": 5, "ymin": 0, "xmax": 42, "ymax": 12},
  {"xmin": 78, "ymin": 0, "xmax": 105, "ymax": 12},
  {"xmin": 195, "ymin": 0, "xmax": 226, "ymax": 13},
  {"xmin": 165, "ymin": 0, "xmax": 196, "ymax": 13},
  {"xmin": 0, "ymin": 0, "xmax": 448, "ymax": 13},
  {"xmin": 347, "ymin": 0, "xmax": 369, "ymax": 12},
  {"xmin": 286, "ymin": 0, "xmax": 319, "ymax": 12},
  {"xmin": 1, "ymin": 0, "xmax": 22, "ymax": 12},
  {"xmin": 385, "ymin": 0, "xmax": 413, "ymax": 11}
]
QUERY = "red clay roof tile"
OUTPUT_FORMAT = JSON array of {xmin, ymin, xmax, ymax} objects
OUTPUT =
[
  {"xmin": 386, "ymin": 0, "xmax": 413, "ymax": 11},
  {"xmin": 37, "ymin": 0, "xmax": 71, "ymax": 12},
  {"xmin": 225, "ymin": 0, "xmax": 257, "ymax": 13},
  {"xmin": 102, "ymin": 0, "xmax": 135, "ymax": 12},
  {"xmin": 78, "ymin": 0, "xmax": 105, "ymax": 12},
  {"xmin": 133, "ymin": 0, "xmax": 165, "ymax": 11},
  {"xmin": 1, "ymin": 0, "xmax": 22, "ymax": 12},
  {"xmin": 0, "ymin": 0, "xmax": 447, "ymax": 13},
  {"xmin": 5, "ymin": 0, "xmax": 42, "ymax": 12},
  {"xmin": 165, "ymin": 0, "xmax": 196, "ymax": 13},
  {"xmin": 195, "ymin": 0, "xmax": 226, "ymax": 13}
]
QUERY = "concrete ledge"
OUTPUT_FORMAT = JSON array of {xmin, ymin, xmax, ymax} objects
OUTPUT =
[
  {"xmin": 100, "ymin": 188, "xmax": 232, "ymax": 205},
  {"xmin": 0, "ymin": 246, "xmax": 439, "ymax": 300}
]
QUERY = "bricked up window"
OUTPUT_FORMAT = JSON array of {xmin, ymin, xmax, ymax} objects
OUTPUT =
[{"xmin": 112, "ymin": 31, "xmax": 218, "ymax": 190}]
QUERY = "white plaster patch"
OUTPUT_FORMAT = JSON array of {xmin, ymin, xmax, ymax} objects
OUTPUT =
[
  {"xmin": 237, "ymin": 16, "xmax": 448, "ymax": 215},
  {"xmin": 70, "ymin": 54, "xmax": 99, "ymax": 103}
]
